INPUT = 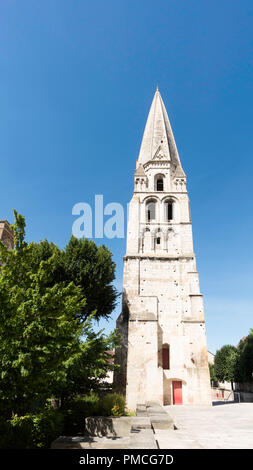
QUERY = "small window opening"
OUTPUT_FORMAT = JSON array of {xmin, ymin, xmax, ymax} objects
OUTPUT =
[
  {"xmin": 162, "ymin": 346, "xmax": 170, "ymax": 370},
  {"xmin": 147, "ymin": 201, "xmax": 156, "ymax": 221},
  {"xmin": 166, "ymin": 202, "xmax": 173, "ymax": 221},
  {"xmin": 157, "ymin": 179, "xmax": 163, "ymax": 191},
  {"xmin": 156, "ymin": 237, "xmax": 161, "ymax": 245}
]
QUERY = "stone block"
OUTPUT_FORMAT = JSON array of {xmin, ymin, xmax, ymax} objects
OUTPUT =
[
  {"xmin": 85, "ymin": 416, "xmax": 132, "ymax": 437},
  {"xmin": 131, "ymin": 417, "xmax": 151, "ymax": 430},
  {"xmin": 147, "ymin": 406, "xmax": 167, "ymax": 416},
  {"xmin": 136, "ymin": 404, "xmax": 146, "ymax": 411},
  {"xmin": 129, "ymin": 429, "xmax": 157, "ymax": 449},
  {"xmin": 151, "ymin": 415, "xmax": 174, "ymax": 430},
  {"xmin": 136, "ymin": 411, "xmax": 148, "ymax": 417}
]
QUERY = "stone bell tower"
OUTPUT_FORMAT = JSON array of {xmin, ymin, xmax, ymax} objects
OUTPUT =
[{"xmin": 114, "ymin": 88, "xmax": 211, "ymax": 409}]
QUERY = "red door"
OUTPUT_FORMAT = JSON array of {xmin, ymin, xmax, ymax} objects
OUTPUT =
[{"xmin": 172, "ymin": 381, "xmax": 182, "ymax": 405}]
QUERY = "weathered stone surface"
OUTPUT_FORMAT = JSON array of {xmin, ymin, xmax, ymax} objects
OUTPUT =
[
  {"xmin": 0, "ymin": 220, "xmax": 14, "ymax": 250},
  {"xmin": 85, "ymin": 416, "xmax": 132, "ymax": 437},
  {"xmin": 51, "ymin": 436, "xmax": 95, "ymax": 449},
  {"xmin": 136, "ymin": 404, "xmax": 146, "ymax": 413},
  {"xmin": 151, "ymin": 416, "xmax": 174, "ymax": 430},
  {"xmin": 146, "ymin": 401, "xmax": 162, "ymax": 407},
  {"xmin": 129, "ymin": 429, "xmax": 157, "ymax": 449},
  {"xmin": 51, "ymin": 428, "xmax": 158, "ymax": 449},
  {"xmin": 147, "ymin": 406, "xmax": 168, "ymax": 415},
  {"xmin": 131, "ymin": 417, "xmax": 151, "ymax": 430}
]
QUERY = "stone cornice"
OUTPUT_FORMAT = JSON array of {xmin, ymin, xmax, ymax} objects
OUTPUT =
[
  {"xmin": 124, "ymin": 254, "xmax": 195, "ymax": 261},
  {"xmin": 181, "ymin": 319, "xmax": 205, "ymax": 323},
  {"xmin": 134, "ymin": 190, "xmax": 188, "ymax": 195},
  {"xmin": 139, "ymin": 222, "xmax": 192, "ymax": 226}
]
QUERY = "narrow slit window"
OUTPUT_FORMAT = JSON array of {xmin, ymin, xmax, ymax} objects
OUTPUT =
[
  {"xmin": 162, "ymin": 346, "xmax": 170, "ymax": 369},
  {"xmin": 157, "ymin": 237, "xmax": 161, "ymax": 245},
  {"xmin": 166, "ymin": 202, "xmax": 173, "ymax": 221},
  {"xmin": 157, "ymin": 179, "xmax": 163, "ymax": 191}
]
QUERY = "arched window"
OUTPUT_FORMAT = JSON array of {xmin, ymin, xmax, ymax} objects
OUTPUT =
[
  {"xmin": 146, "ymin": 199, "xmax": 156, "ymax": 222},
  {"xmin": 162, "ymin": 345, "xmax": 170, "ymax": 370},
  {"xmin": 155, "ymin": 174, "xmax": 165, "ymax": 192},
  {"xmin": 164, "ymin": 200, "xmax": 173, "ymax": 221},
  {"xmin": 157, "ymin": 179, "xmax": 163, "ymax": 191}
]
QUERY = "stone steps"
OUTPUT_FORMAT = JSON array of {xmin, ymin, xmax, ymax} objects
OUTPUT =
[
  {"xmin": 136, "ymin": 402, "xmax": 174, "ymax": 430},
  {"xmin": 51, "ymin": 402, "xmax": 174, "ymax": 449}
]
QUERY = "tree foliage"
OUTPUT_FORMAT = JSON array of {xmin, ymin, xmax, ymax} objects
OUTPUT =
[
  {"xmin": 214, "ymin": 345, "xmax": 238, "ymax": 384},
  {"xmin": 214, "ymin": 331, "xmax": 253, "ymax": 386},
  {"xmin": 208, "ymin": 363, "xmax": 218, "ymax": 384},
  {"xmin": 0, "ymin": 213, "xmax": 85, "ymax": 417},
  {"xmin": 236, "ymin": 329, "xmax": 253, "ymax": 383},
  {"xmin": 0, "ymin": 211, "xmax": 119, "ymax": 420},
  {"xmin": 26, "ymin": 236, "xmax": 118, "ymax": 322},
  {"xmin": 53, "ymin": 317, "xmax": 120, "ymax": 404}
]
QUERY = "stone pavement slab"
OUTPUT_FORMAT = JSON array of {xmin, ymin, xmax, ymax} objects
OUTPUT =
[
  {"xmin": 156, "ymin": 403, "xmax": 253, "ymax": 449},
  {"xmin": 129, "ymin": 429, "xmax": 158, "ymax": 449},
  {"xmin": 151, "ymin": 416, "xmax": 174, "ymax": 431},
  {"xmin": 155, "ymin": 430, "xmax": 205, "ymax": 449},
  {"xmin": 52, "ymin": 428, "xmax": 158, "ymax": 449}
]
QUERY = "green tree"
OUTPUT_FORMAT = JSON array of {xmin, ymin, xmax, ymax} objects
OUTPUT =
[
  {"xmin": 214, "ymin": 345, "xmax": 238, "ymax": 388},
  {"xmin": 54, "ymin": 318, "xmax": 120, "ymax": 405},
  {"xmin": 208, "ymin": 363, "xmax": 218, "ymax": 385},
  {"xmin": 0, "ymin": 211, "xmax": 119, "ymax": 419},
  {"xmin": 26, "ymin": 236, "xmax": 118, "ymax": 322},
  {"xmin": 0, "ymin": 212, "xmax": 86, "ymax": 417},
  {"xmin": 237, "ymin": 329, "xmax": 253, "ymax": 383}
]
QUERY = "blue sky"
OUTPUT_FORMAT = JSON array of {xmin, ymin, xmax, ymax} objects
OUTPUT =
[{"xmin": 0, "ymin": 0, "xmax": 252, "ymax": 353}]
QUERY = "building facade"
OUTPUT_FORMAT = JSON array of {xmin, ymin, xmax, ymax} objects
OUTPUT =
[
  {"xmin": 114, "ymin": 89, "xmax": 212, "ymax": 409},
  {"xmin": 0, "ymin": 220, "xmax": 14, "ymax": 250}
]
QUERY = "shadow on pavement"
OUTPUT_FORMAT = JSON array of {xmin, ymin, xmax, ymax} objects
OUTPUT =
[{"xmin": 212, "ymin": 401, "xmax": 236, "ymax": 406}]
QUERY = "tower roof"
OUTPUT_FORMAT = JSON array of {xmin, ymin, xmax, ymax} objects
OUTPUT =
[
  {"xmin": 137, "ymin": 89, "xmax": 185, "ymax": 175},
  {"xmin": 134, "ymin": 163, "xmax": 146, "ymax": 177}
]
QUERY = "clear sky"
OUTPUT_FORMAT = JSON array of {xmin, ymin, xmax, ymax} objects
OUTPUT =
[{"xmin": 1, "ymin": 0, "xmax": 252, "ymax": 353}]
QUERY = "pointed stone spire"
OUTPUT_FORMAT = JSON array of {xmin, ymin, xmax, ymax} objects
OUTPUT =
[{"xmin": 137, "ymin": 89, "xmax": 185, "ymax": 175}]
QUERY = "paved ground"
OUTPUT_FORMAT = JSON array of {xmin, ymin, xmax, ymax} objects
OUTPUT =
[
  {"xmin": 159, "ymin": 402, "xmax": 253, "ymax": 449},
  {"xmin": 52, "ymin": 402, "xmax": 253, "ymax": 449},
  {"xmin": 51, "ymin": 429, "xmax": 158, "ymax": 449}
]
